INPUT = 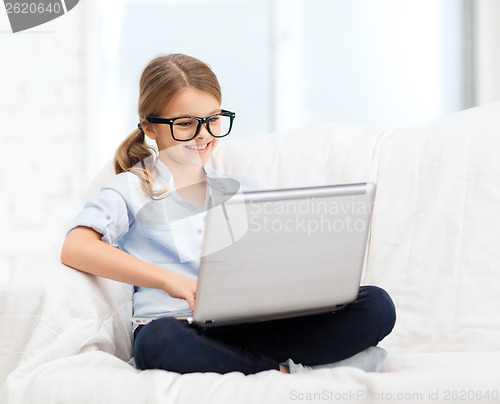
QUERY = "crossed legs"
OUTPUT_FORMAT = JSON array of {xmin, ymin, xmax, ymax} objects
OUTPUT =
[{"xmin": 133, "ymin": 285, "xmax": 396, "ymax": 375}]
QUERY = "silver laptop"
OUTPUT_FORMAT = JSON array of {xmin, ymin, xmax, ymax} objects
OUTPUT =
[{"xmin": 188, "ymin": 182, "xmax": 376, "ymax": 327}]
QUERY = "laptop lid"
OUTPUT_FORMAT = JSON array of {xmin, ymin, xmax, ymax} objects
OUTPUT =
[{"xmin": 192, "ymin": 182, "xmax": 376, "ymax": 327}]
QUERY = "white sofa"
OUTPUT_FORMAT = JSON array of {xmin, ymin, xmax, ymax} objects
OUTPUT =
[{"xmin": 1, "ymin": 103, "xmax": 500, "ymax": 403}]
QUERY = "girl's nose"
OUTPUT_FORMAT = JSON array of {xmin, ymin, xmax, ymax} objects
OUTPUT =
[{"xmin": 196, "ymin": 122, "xmax": 211, "ymax": 139}]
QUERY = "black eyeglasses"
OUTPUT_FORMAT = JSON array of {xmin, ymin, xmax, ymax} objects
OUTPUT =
[{"xmin": 139, "ymin": 110, "xmax": 235, "ymax": 142}]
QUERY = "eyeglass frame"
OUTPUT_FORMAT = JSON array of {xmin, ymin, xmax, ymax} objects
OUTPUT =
[{"xmin": 138, "ymin": 109, "xmax": 235, "ymax": 142}]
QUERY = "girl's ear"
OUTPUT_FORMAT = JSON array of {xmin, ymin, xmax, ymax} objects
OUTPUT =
[{"xmin": 142, "ymin": 123, "xmax": 157, "ymax": 140}]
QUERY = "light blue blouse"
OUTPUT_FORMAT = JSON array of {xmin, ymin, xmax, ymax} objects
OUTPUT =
[{"xmin": 69, "ymin": 159, "xmax": 257, "ymax": 322}]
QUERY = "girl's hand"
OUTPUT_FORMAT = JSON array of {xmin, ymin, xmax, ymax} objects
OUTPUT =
[{"xmin": 163, "ymin": 273, "xmax": 198, "ymax": 311}]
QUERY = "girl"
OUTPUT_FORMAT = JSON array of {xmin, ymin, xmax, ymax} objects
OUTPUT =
[{"xmin": 61, "ymin": 53, "xmax": 395, "ymax": 375}]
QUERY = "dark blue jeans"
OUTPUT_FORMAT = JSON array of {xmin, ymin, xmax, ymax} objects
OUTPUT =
[{"xmin": 133, "ymin": 285, "xmax": 396, "ymax": 375}]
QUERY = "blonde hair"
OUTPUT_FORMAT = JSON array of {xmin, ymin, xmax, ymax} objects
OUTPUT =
[{"xmin": 113, "ymin": 54, "xmax": 222, "ymax": 198}]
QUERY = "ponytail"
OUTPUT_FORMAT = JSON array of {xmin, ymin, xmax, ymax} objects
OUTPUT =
[
  {"xmin": 114, "ymin": 126, "xmax": 150, "ymax": 174},
  {"xmin": 113, "ymin": 127, "xmax": 168, "ymax": 199}
]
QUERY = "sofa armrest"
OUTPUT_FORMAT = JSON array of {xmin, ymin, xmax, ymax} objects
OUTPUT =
[{"xmin": 0, "ymin": 244, "xmax": 134, "ymax": 384}]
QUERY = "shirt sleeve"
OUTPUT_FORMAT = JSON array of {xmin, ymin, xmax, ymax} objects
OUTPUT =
[{"xmin": 68, "ymin": 188, "xmax": 131, "ymax": 246}]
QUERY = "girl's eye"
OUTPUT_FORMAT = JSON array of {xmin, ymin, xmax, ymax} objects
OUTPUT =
[
  {"xmin": 208, "ymin": 116, "xmax": 220, "ymax": 124},
  {"xmin": 175, "ymin": 120, "xmax": 194, "ymax": 128}
]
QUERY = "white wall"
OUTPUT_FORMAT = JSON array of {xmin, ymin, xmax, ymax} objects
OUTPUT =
[{"xmin": 0, "ymin": 4, "xmax": 86, "ymax": 284}]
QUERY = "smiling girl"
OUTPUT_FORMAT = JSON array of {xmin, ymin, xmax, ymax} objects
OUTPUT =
[{"xmin": 61, "ymin": 54, "xmax": 395, "ymax": 375}]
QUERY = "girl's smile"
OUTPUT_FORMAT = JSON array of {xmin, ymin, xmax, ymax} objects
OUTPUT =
[{"xmin": 184, "ymin": 140, "xmax": 213, "ymax": 154}]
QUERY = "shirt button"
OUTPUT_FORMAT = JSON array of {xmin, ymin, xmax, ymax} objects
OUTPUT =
[
  {"xmin": 196, "ymin": 228, "xmax": 202, "ymax": 235},
  {"xmin": 106, "ymin": 215, "xmax": 111, "ymax": 220}
]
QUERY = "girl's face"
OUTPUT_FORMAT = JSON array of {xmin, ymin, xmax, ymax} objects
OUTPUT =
[{"xmin": 143, "ymin": 87, "xmax": 221, "ymax": 168}]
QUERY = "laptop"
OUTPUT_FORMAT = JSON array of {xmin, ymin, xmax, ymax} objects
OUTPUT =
[{"xmin": 185, "ymin": 181, "xmax": 376, "ymax": 327}]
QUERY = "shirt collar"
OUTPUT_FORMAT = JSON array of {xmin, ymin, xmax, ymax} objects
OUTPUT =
[{"xmin": 155, "ymin": 159, "xmax": 175, "ymax": 190}]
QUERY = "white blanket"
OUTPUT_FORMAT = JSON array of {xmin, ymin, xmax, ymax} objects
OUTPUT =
[{"xmin": 2, "ymin": 103, "xmax": 500, "ymax": 403}]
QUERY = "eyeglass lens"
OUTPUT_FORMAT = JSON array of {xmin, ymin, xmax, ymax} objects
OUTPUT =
[{"xmin": 172, "ymin": 115, "xmax": 231, "ymax": 141}]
